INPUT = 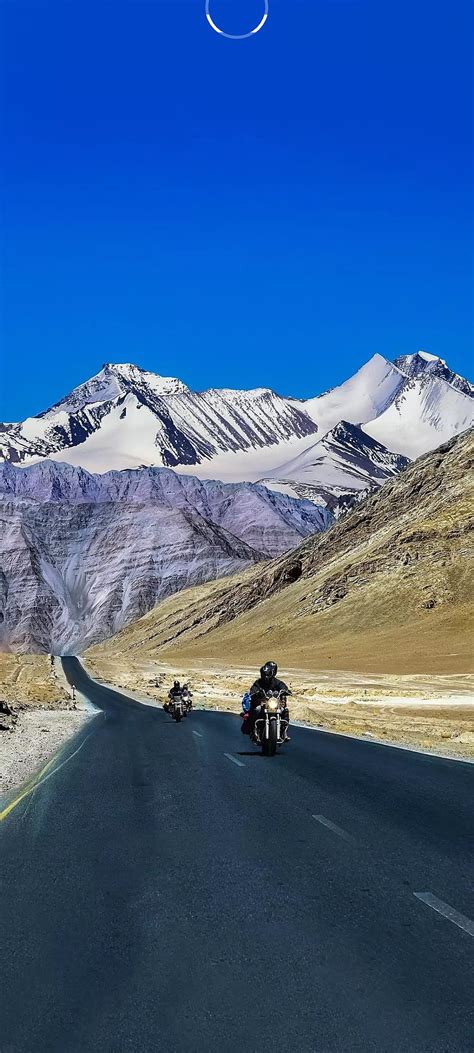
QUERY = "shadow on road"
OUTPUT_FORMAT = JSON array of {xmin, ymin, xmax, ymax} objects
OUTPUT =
[{"xmin": 237, "ymin": 750, "xmax": 283, "ymax": 758}]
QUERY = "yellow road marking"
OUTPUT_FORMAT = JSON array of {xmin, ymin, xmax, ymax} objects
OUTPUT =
[
  {"xmin": 0, "ymin": 724, "xmax": 97, "ymax": 823},
  {"xmin": 22, "ymin": 754, "xmax": 57, "ymax": 793},
  {"xmin": 0, "ymin": 753, "xmax": 62, "ymax": 822}
]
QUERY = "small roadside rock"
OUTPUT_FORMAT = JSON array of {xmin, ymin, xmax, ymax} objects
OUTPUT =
[{"xmin": 0, "ymin": 700, "xmax": 18, "ymax": 733}]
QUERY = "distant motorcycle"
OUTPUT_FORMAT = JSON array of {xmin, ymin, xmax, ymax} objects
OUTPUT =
[
  {"xmin": 165, "ymin": 691, "xmax": 186, "ymax": 722},
  {"xmin": 181, "ymin": 688, "xmax": 193, "ymax": 714},
  {"xmin": 250, "ymin": 689, "xmax": 291, "ymax": 756}
]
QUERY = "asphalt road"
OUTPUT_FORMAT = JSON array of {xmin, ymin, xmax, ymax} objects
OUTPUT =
[{"xmin": 1, "ymin": 657, "xmax": 473, "ymax": 1052}]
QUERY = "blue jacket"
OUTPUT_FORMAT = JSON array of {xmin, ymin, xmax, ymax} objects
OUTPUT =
[{"xmin": 242, "ymin": 692, "xmax": 252, "ymax": 713}]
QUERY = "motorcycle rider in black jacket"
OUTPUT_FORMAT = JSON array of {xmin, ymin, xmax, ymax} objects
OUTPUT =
[
  {"xmin": 164, "ymin": 680, "xmax": 182, "ymax": 712},
  {"xmin": 244, "ymin": 661, "xmax": 291, "ymax": 741}
]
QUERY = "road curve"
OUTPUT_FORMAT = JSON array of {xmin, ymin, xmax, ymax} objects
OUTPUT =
[{"xmin": 1, "ymin": 657, "xmax": 473, "ymax": 1052}]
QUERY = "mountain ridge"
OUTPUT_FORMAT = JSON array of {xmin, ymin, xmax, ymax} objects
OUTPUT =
[{"xmin": 1, "ymin": 350, "xmax": 472, "ymax": 515}]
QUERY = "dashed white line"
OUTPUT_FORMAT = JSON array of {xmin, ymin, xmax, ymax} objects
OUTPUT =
[
  {"xmin": 192, "ymin": 730, "xmax": 203, "ymax": 738},
  {"xmin": 414, "ymin": 893, "xmax": 474, "ymax": 937},
  {"xmin": 224, "ymin": 753, "xmax": 245, "ymax": 768},
  {"xmin": 312, "ymin": 814, "xmax": 355, "ymax": 843}
]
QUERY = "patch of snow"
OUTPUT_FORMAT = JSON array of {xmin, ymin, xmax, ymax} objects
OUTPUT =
[
  {"xmin": 20, "ymin": 412, "xmax": 71, "ymax": 440},
  {"xmin": 418, "ymin": 351, "xmax": 444, "ymax": 363}
]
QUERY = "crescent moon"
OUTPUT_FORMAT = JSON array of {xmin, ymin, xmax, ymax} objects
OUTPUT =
[{"xmin": 205, "ymin": 1, "xmax": 269, "ymax": 40}]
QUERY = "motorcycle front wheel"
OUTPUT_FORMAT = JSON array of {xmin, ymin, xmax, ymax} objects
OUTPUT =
[{"xmin": 262, "ymin": 719, "xmax": 278, "ymax": 756}]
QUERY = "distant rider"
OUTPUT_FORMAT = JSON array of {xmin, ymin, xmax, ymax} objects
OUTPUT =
[
  {"xmin": 164, "ymin": 679, "xmax": 182, "ymax": 712},
  {"xmin": 182, "ymin": 683, "xmax": 193, "ymax": 711},
  {"xmin": 242, "ymin": 661, "xmax": 291, "ymax": 741}
]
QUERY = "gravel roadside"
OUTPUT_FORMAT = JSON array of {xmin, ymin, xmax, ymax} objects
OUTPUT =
[{"xmin": 0, "ymin": 707, "xmax": 92, "ymax": 797}]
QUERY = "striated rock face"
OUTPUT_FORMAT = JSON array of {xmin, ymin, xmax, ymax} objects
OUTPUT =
[{"xmin": 0, "ymin": 461, "xmax": 332, "ymax": 654}]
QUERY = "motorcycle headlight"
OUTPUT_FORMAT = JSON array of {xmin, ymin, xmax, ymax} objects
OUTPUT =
[{"xmin": 267, "ymin": 699, "xmax": 278, "ymax": 711}]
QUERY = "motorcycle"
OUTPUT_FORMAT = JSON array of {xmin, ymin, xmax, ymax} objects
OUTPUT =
[
  {"xmin": 181, "ymin": 689, "xmax": 193, "ymax": 714},
  {"xmin": 167, "ymin": 694, "xmax": 184, "ymax": 722},
  {"xmin": 251, "ymin": 689, "xmax": 290, "ymax": 756}
]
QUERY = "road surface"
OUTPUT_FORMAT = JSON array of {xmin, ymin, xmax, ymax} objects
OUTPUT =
[{"xmin": 1, "ymin": 657, "xmax": 473, "ymax": 1052}]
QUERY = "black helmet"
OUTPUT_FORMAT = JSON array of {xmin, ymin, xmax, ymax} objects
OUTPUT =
[
  {"xmin": 260, "ymin": 661, "xmax": 277, "ymax": 684},
  {"xmin": 174, "ymin": 680, "xmax": 180, "ymax": 690}
]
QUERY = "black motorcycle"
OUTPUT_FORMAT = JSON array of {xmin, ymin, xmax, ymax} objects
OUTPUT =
[
  {"xmin": 173, "ymin": 696, "xmax": 184, "ymax": 722},
  {"xmin": 251, "ymin": 689, "xmax": 290, "ymax": 756},
  {"xmin": 166, "ymin": 693, "xmax": 185, "ymax": 722}
]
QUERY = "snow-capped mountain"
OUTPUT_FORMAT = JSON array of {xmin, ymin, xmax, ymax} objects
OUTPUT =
[
  {"xmin": 260, "ymin": 422, "xmax": 410, "ymax": 513},
  {"xmin": 0, "ymin": 461, "xmax": 331, "ymax": 653},
  {"xmin": 0, "ymin": 362, "xmax": 317, "ymax": 472},
  {"xmin": 1, "ymin": 351, "xmax": 472, "ymax": 511},
  {"xmin": 362, "ymin": 373, "xmax": 474, "ymax": 459},
  {"xmin": 298, "ymin": 354, "xmax": 406, "ymax": 434}
]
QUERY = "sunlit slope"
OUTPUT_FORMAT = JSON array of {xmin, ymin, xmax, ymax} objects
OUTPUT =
[{"xmin": 88, "ymin": 430, "xmax": 474, "ymax": 675}]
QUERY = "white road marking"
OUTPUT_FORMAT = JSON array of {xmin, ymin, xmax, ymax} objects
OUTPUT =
[
  {"xmin": 192, "ymin": 730, "xmax": 203, "ymax": 738},
  {"xmin": 312, "ymin": 814, "xmax": 355, "ymax": 843},
  {"xmin": 224, "ymin": 753, "xmax": 245, "ymax": 768},
  {"xmin": 414, "ymin": 893, "xmax": 474, "ymax": 937}
]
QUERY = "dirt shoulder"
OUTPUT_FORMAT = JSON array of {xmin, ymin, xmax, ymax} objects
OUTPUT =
[
  {"xmin": 0, "ymin": 654, "xmax": 91, "ymax": 798},
  {"xmin": 0, "ymin": 708, "xmax": 91, "ymax": 797},
  {"xmin": 0, "ymin": 653, "xmax": 71, "ymax": 706},
  {"xmin": 86, "ymin": 653, "xmax": 474, "ymax": 760}
]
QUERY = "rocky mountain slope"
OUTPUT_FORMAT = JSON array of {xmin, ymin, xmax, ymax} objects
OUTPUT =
[
  {"xmin": 2, "ymin": 352, "xmax": 472, "ymax": 513},
  {"xmin": 87, "ymin": 429, "xmax": 474, "ymax": 676},
  {"xmin": 260, "ymin": 421, "xmax": 409, "ymax": 512},
  {"xmin": 0, "ymin": 461, "xmax": 330, "ymax": 653},
  {"xmin": 393, "ymin": 350, "xmax": 474, "ymax": 397}
]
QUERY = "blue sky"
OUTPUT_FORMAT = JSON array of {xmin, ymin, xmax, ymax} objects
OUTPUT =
[{"xmin": 1, "ymin": 0, "xmax": 472, "ymax": 420}]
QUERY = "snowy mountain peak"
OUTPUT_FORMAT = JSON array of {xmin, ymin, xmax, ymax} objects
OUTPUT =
[
  {"xmin": 394, "ymin": 351, "xmax": 473, "ymax": 397},
  {"xmin": 417, "ymin": 350, "xmax": 445, "ymax": 363},
  {"xmin": 396, "ymin": 350, "xmax": 445, "ymax": 370},
  {"xmin": 40, "ymin": 362, "xmax": 189, "ymax": 420},
  {"xmin": 301, "ymin": 352, "xmax": 406, "ymax": 436},
  {"xmin": 101, "ymin": 362, "xmax": 190, "ymax": 396}
]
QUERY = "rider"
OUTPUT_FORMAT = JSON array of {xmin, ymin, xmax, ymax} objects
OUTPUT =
[
  {"xmin": 182, "ymin": 682, "xmax": 193, "ymax": 710},
  {"xmin": 243, "ymin": 661, "xmax": 291, "ymax": 740},
  {"xmin": 164, "ymin": 679, "xmax": 182, "ymax": 712}
]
